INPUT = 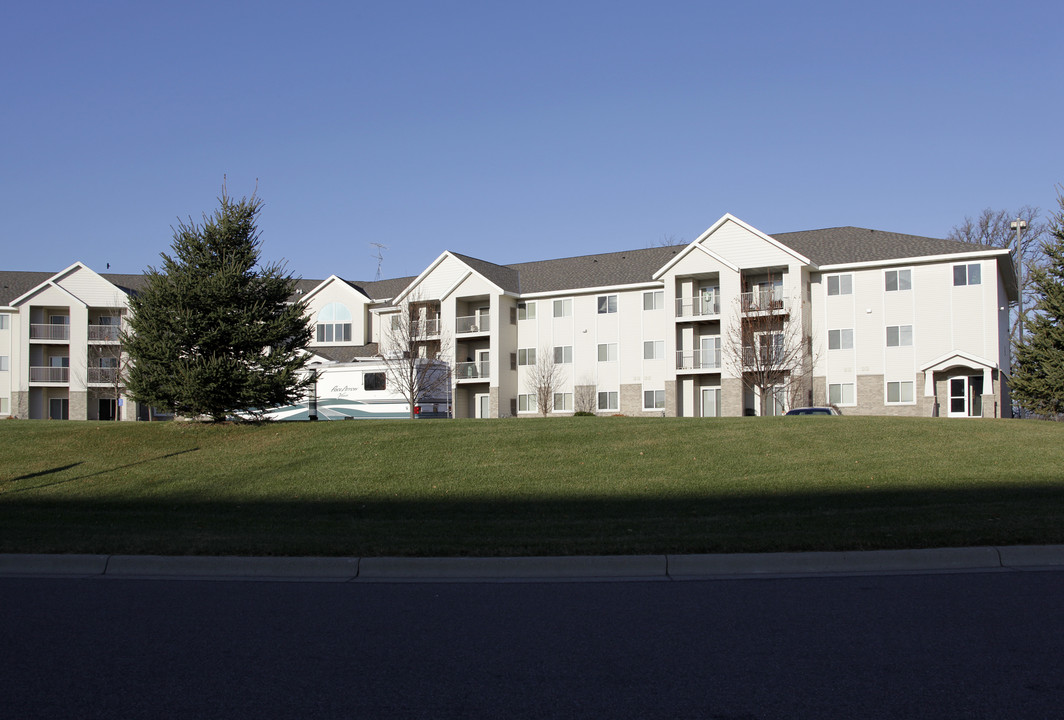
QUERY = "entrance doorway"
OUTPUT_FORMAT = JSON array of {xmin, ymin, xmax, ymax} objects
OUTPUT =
[
  {"xmin": 475, "ymin": 393, "xmax": 490, "ymax": 419},
  {"xmin": 49, "ymin": 398, "xmax": 69, "ymax": 420},
  {"xmin": 99, "ymin": 398, "xmax": 117, "ymax": 421},
  {"xmin": 701, "ymin": 387, "xmax": 721, "ymax": 417},
  {"xmin": 948, "ymin": 376, "xmax": 984, "ymax": 417}
]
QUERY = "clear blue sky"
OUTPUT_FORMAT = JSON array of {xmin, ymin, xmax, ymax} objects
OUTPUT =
[{"xmin": 2, "ymin": 1, "xmax": 1060, "ymax": 282}]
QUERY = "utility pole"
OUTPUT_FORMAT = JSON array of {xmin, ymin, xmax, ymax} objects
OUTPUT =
[{"xmin": 1011, "ymin": 218, "xmax": 1028, "ymax": 342}]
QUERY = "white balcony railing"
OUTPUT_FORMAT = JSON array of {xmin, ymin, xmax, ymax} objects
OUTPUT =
[
  {"xmin": 88, "ymin": 367, "xmax": 121, "ymax": 384},
  {"xmin": 30, "ymin": 324, "xmax": 70, "ymax": 341},
  {"xmin": 740, "ymin": 288, "xmax": 787, "ymax": 314},
  {"xmin": 676, "ymin": 348, "xmax": 722, "ymax": 371},
  {"xmin": 456, "ymin": 315, "xmax": 490, "ymax": 334},
  {"xmin": 29, "ymin": 366, "xmax": 69, "ymax": 383},
  {"xmin": 675, "ymin": 295, "xmax": 721, "ymax": 319},
  {"xmin": 455, "ymin": 361, "xmax": 490, "ymax": 380},
  {"xmin": 88, "ymin": 324, "xmax": 121, "ymax": 342}
]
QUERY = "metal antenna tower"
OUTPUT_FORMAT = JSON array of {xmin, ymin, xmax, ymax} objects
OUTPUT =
[{"xmin": 370, "ymin": 243, "xmax": 387, "ymax": 281}]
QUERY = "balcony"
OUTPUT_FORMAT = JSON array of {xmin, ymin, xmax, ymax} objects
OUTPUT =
[
  {"xmin": 88, "ymin": 324, "xmax": 121, "ymax": 342},
  {"xmin": 456, "ymin": 315, "xmax": 490, "ymax": 334},
  {"xmin": 675, "ymin": 295, "xmax": 721, "ymax": 319},
  {"xmin": 30, "ymin": 324, "xmax": 70, "ymax": 341},
  {"xmin": 29, "ymin": 366, "xmax": 69, "ymax": 383},
  {"xmin": 455, "ymin": 361, "xmax": 490, "ymax": 381},
  {"xmin": 88, "ymin": 367, "xmax": 121, "ymax": 384},
  {"xmin": 740, "ymin": 288, "xmax": 787, "ymax": 315},
  {"xmin": 676, "ymin": 348, "xmax": 722, "ymax": 371}
]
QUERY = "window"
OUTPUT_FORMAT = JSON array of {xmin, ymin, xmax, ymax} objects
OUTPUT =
[
  {"xmin": 553, "ymin": 346, "xmax": 573, "ymax": 364},
  {"xmin": 827, "ymin": 274, "xmax": 853, "ymax": 296},
  {"xmin": 0, "ymin": 356, "xmax": 8, "ymax": 371},
  {"xmin": 597, "ymin": 391, "xmax": 619, "ymax": 411},
  {"xmin": 643, "ymin": 389, "xmax": 665, "ymax": 410},
  {"xmin": 887, "ymin": 381, "xmax": 914, "ymax": 403},
  {"xmin": 828, "ymin": 383, "xmax": 855, "ymax": 405},
  {"xmin": 828, "ymin": 329, "xmax": 854, "ymax": 350},
  {"xmin": 98, "ymin": 357, "xmax": 119, "ymax": 369},
  {"xmin": 315, "ymin": 302, "xmax": 353, "ymax": 343},
  {"xmin": 553, "ymin": 299, "xmax": 572, "ymax": 318},
  {"xmin": 518, "ymin": 394, "xmax": 537, "ymax": 412},
  {"xmin": 885, "ymin": 269, "xmax": 912, "ymax": 292},
  {"xmin": 0, "ymin": 315, "xmax": 10, "ymax": 330},
  {"xmin": 517, "ymin": 348, "xmax": 536, "ymax": 366},
  {"xmin": 643, "ymin": 291, "xmax": 664, "ymax": 310},
  {"xmin": 364, "ymin": 372, "xmax": 386, "ymax": 391},
  {"xmin": 597, "ymin": 343, "xmax": 617, "ymax": 362},
  {"xmin": 643, "ymin": 340, "xmax": 664, "ymax": 360},
  {"xmin": 0, "ymin": 397, "xmax": 8, "ymax": 415},
  {"xmin": 553, "ymin": 393, "xmax": 573, "ymax": 411},
  {"xmin": 517, "ymin": 302, "xmax": 536, "ymax": 320},
  {"xmin": 597, "ymin": 295, "xmax": 617, "ymax": 314},
  {"xmin": 886, "ymin": 325, "xmax": 913, "ymax": 347},
  {"xmin": 953, "ymin": 263, "xmax": 981, "ymax": 286}
]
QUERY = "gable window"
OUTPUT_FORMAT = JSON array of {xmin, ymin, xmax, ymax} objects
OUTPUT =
[
  {"xmin": 364, "ymin": 372, "xmax": 386, "ymax": 391},
  {"xmin": 828, "ymin": 383, "xmax": 855, "ymax": 405},
  {"xmin": 517, "ymin": 348, "xmax": 536, "ymax": 366},
  {"xmin": 643, "ymin": 291, "xmax": 664, "ymax": 311},
  {"xmin": 316, "ymin": 302, "xmax": 353, "ymax": 343},
  {"xmin": 517, "ymin": 302, "xmax": 536, "ymax": 320},
  {"xmin": 886, "ymin": 325, "xmax": 913, "ymax": 347},
  {"xmin": 597, "ymin": 295, "xmax": 617, "ymax": 314},
  {"xmin": 885, "ymin": 269, "xmax": 912, "ymax": 292},
  {"xmin": 953, "ymin": 263, "xmax": 981, "ymax": 286},
  {"xmin": 553, "ymin": 346, "xmax": 573, "ymax": 364},
  {"xmin": 553, "ymin": 299, "xmax": 572, "ymax": 318},
  {"xmin": 887, "ymin": 381, "xmax": 914, "ymax": 404},
  {"xmin": 597, "ymin": 391, "xmax": 619, "ymax": 411},
  {"xmin": 828, "ymin": 329, "xmax": 854, "ymax": 350},
  {"xmin": 827, "ymin": 274, "xmax": 853, "ymax": 296},
  {"xmin": 597, "ymin": 343, "xmax": 617, "ymax": 362},
  {"xmin": 643, "ymin": 389, "xmax": 665, "ymax": 410},
  {"xmin": 643, "ymin": 340, "xmax": 664, "ymax": 360}
]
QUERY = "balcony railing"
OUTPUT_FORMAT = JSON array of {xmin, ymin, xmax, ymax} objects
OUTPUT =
[
  {"xmin": 30, "ymin": 324, "xmax": 70, "ymax": 341},
  {"xmin": 456, "ymin": 315, "xmax": 490, "ymax": 334},
  {"xmin": 676, "ymin": 348, "xmax": 722, "ymax": 371},
  {"xmin": 29, "ymin": 366, "xmax": 69, "ymax": 383},
  {"xmin": 675, "ymin": 295, "xmax": 721, "ymax": 319},
  {"xmin": 455, "ymin": 361, "xmax": 490, "ymax": 380},
  {"xmin": 88, "ymin": 367, "xmax": 121, "ymax": 384},
  {"xmin": 740, "ymin": 288, "xmax": 787, "ymax": 314},
  {"xmin": 415, "ymin": 318, "xmax": 440, "ymax": 337},
  {"xmin": 88, "ymin": 324, "xmax": 121, "ymax": 342},
  {"xmin": 741, "ymin": 345, "xmax": 787, "ymax": 367}
]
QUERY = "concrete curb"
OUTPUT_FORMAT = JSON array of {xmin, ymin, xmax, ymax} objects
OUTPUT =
[{"xmin": 2, "ymin": 546, "xmax": 1063, "ymax": 581}]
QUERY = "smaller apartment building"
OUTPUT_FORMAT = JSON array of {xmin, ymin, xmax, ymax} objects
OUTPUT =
[{"xmin": 1, "ymin": 214, "xmax": 1017, "ymax": 420}]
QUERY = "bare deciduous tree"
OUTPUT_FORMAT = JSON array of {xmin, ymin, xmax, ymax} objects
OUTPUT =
[
  {"xmin": 574, "ymin": 377, "xmax": 597, "ymax": 414},
  {"xmin": 526, "ymin": 346, "xmax": 565, "ymax": 417},
  {"xmin": 949, "ymin": 206, "xmax": 1048, "ymax": 344},
  {"xmin": 723, "ymin": 287, "xmax": 809, "ymax": 416},
  {"xmin": 380, "ymin": 293, "xmax": 452, "ymax": 419}
]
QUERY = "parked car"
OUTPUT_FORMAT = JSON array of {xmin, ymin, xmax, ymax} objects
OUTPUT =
[{"xmin": 784, "ymin": 406, "xmax": 840, "ymax": 416}]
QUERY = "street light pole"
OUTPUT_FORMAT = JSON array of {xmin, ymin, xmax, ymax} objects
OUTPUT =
[{"xmin": 1011, "ymin": 219, "xmax": 1028, "ymax": 343}]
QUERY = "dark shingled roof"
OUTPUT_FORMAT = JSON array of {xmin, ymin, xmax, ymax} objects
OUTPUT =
[
  {"xmin": 0, "ymin": 271, "xmax": 55, "ymax": 306},
  {"xmin": 771, "ymin": 227, "xmax": 991, "ymax": 266},
  {"xmin": 505, "ymin": 245, "xmax": 683, "ymax": 294},
  {"xmin": 450, "ymin": 253, "xmax": 523, "ymax": 294},
  {"xmin": 310, "ymin": 343, "xmax": 381, "ymax": 363}
]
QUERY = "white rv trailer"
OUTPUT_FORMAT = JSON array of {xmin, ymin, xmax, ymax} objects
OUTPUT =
[{"xmin": 262, "ymin": 359, "xmax": 450, "ymax": 420}]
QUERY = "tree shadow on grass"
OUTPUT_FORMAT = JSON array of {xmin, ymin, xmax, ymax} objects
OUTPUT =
[{"xmin": 7, "ymin": 448, "xmax": 200, "ymax": 493}]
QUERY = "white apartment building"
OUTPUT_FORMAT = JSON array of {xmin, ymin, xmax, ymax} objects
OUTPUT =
[{"xmin": 0, "ymin": 214, "xmax": 1016, "ymax": 420}]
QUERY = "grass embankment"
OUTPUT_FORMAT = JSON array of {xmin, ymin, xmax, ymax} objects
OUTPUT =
[{"xmin": 1, "ymin": 417, "xmax": 1062, "ymax": 556}]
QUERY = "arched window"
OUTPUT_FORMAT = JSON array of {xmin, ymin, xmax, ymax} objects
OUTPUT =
[{"xmin": 316, "ymin": 303, "xmax": 353, "ymax": 343}]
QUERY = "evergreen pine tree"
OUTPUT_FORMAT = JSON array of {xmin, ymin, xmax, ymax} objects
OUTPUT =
[
  {"xmin": 123, "ymin": 190, "xmax": 312, "ymax": 421},
  {"xmin": 1010, "ymin": 194, "xmax": 1064, "ymax": 418}
]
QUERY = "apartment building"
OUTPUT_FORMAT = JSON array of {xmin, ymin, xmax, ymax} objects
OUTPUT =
[{"xmin": 0, "ymin": 214, "xmax": 1016, "ymax": 420}]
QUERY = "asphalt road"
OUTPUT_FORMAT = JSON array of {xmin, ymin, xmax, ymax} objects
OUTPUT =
[{"xmin": 2, "ymin": 570, "xmax": 1061, "ymax": 719}]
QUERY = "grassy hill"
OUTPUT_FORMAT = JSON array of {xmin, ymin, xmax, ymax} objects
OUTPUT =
[{"xmin": 2, "ymin": 416, "xmax": 1062, "ymax": 556}]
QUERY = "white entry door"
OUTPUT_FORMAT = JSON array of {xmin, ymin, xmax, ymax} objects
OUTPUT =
[{"xmin": 475, "ymin": 393, "xmax": 490, "ymax": 419}]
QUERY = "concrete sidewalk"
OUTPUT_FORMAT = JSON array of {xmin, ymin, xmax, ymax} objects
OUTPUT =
[{"xmin": 2, "ymin": 545, "xmax": 1063, "ymax": 582}]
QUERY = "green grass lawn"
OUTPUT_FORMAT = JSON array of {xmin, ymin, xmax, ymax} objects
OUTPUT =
[{"xmin": 1, "ymin": 416, "xmax": 1062, "ymax": 556}]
